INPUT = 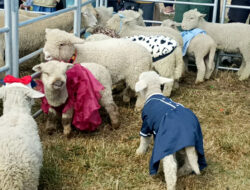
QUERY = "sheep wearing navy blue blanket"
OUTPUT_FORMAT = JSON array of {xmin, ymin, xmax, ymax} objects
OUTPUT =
[{"xmin": 135, "ymin": 71, "xmax": 207, "ymax": 190}]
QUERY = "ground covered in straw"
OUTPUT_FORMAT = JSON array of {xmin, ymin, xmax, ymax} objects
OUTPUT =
[{"xmin": 34, "ymin": 70, "xmax": 250, "ymax": 190}]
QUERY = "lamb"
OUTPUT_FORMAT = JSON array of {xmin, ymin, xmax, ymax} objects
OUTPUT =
[
  {"xmin": 162, "ymin": 19, "xmax": 217, "ymax": 83},
  {"xmin": 135, "ymin": 71, "xmax": 207, "ymax": 190},
  {"xmin": 106, "ymin": 13, "xmax": 185, "ymax": 96},
  {"xmin": 181, "ymin": 9, "xmax": 250, "ymax": 81},
  {"xmin": 33, "ymin": 60, "xmax": 120, "ymax": 136},
  {"xmin": 0, "ymin": 80, "xmax": 44, "ymax": 190},
  {"xmin": 43, "ymin": 28, "xmax": 152, "ymax": 107}
]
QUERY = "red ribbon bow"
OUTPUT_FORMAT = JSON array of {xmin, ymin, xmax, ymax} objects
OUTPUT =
[{"xmin": 4, "ymin": 75, "xmax": 32, "ymax": 85}]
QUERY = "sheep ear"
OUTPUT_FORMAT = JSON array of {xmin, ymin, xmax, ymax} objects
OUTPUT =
[
  {"xmin": 32, "ymin": 63, "xmax": 43, "ymax": 72},
  {"xmin": 107, "ymin": 7, "xmax": 113, "ymax": 14},
  {"xmin": 69, "ymin": 34, "xmax": 85, "ymax": 44},
  {"xmin": 26, "ymin": 88, "xmax": 45, "ymax": 99},
  {"xmin": 123, "ymin": 17, "xmax": 135, "ymax": 25},
  {"xmin": 175, "ymin": 22, "xmax": 181, "ymax": 26},
  {"xmin": 199, "ymin": 13, "xmax": 206, "ymax": 18},
  {"xmin": 159, "ymin": 77, "xmax": 174, "ymax": 85},
  {"xmin": 138, "ymin": 9, "xmax": 143, "ymax": 16},
  {"xmin": 135, "ymin": 80, "xmax": 147, "ymax": 92}
]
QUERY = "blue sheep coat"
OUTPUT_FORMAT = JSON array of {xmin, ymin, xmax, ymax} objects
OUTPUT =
[{"xmin": 140, "ymin": 94, "xmax": 207, "ymax": 175}]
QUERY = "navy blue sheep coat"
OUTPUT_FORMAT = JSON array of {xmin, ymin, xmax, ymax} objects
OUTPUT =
[{"xmin": 140, "ymin": 94, "xmax": 207, "ymax": 175}]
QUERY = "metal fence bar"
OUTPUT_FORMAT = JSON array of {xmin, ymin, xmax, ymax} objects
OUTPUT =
[
  {"xmin": 11, "ymin": 0, "xmax": 19, "ymax": 77},
  {"xmin": 19, "ymin": 48, "xmax": 43, "ymax": 64},
  {"xmin": 0, "ymin": 27, "xmax": 9, "ymax": 33},
  {"xmin": 3, "ymin": 0, "xmax": 12, "ymax": 75},
  {"xmin": 221, "ymin": 0, "xmax": 250, "ymax": 23},
  {"xmin": 0, "ymin": 65, "xmax": 10, "ymax": 72},
  {"xmin": 74, "ymin": 0, "xmax": 82, "ymax": 37}
]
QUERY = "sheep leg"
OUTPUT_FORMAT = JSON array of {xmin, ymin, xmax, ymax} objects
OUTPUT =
[
  {"xmin": 45, "ymin": 108, "xmax": 58, "ymax": 135},
  {"xmin": 238, "ymin": 49, "xmax": 250, "ymax": 80},
  {"xmin": 135, "ymin": 93, "xmax": 145, "ymax": 111},
  {"xmin": 178, "ymin": 147, "xmax": 200, "ymax": 177},
  {"xmin": 237, "ymin": 60, "xmax": 245, "ymax": 77},
  {"xmin": 185, "ymin": 146, "xmax": 200, "ymax": 175},
  {"xmin": 195, "ymin": 56, "xmax": 206, "ymax": 84},
  {"xmin": 205, "ymin": 47, "xmax": 216, "ymax": 79},
  {"xmin": 163, "ymin": 154, "xmax": 177, "ymax": 190},
  {"xmin": 136, "ymin": 136, "xmax": 151, "ymax": 155},
  {"xmin": 104, "ymin": 102, "xmax": 120, "ymax": 129},
  {"xmin": 162, "ymin": 80, "xmax": 174, "ymax": 97},
  {"xmin": 62, "ymin": 108, "xmax": 73, "ymax": 137}
]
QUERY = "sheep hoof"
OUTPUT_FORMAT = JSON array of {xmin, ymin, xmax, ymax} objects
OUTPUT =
[
  {"xmin": 123, "ymin": 95, "xmax": 131, "ymax": 103},
  {"xmin": 195, "ymin": 79, "xmax": 203, "ymax": 84},
  {"xmin": 136, "ymin": 148, "xmax": 146, "ymax": 155},
  {"xmin": 63, "ymin": 125, "xmax": 72, "ymax": 137},
  {"xmin": 111, "ymin": 121, "xmax": 120, "ymax": 130},
  {"xmin": 45, "ymin": 127, "xmax": 56, "ymax": 135}
]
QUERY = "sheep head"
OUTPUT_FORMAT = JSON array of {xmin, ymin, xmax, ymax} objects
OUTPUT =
[
  {"xmin": 181, "ymin": 9, "xmax": 206, "ymax": 30},
  {"xmin": 43, "ymin": 28, "xmax": 85, "ymax": 62},
  {"xmin": 33, "ymin": 61, "xmax": 73, "ymax": 91},
  {"xmin": 135, "ymin": 71, "xmax": 173, "ymax": 100},
  {"xmin": 0, "ymin": 83, "xmax": 44, "ymax": 114},
  {"xmin": 118, "ymin": 9, "xmax": 145, "ymax": 26},
  {"xmin": 82, "ymin": 7, "xmax": 98, "ymax": 29},
  {"xmin": 161, "ymin": 19, "xmax": 181, "ymax": 30}
]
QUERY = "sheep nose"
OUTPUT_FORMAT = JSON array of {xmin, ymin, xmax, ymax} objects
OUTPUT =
[
  {"xmin": 52, "ymin": 80, "xmax": 64, "ymax": 89},
  {"xmin": 44, "ymin": 51, "xmax": 52, "ymax": 61}
]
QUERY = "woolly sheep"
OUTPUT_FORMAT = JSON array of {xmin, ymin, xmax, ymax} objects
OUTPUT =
[
  {"xmin": 0, "ymin": 2, "xmax": 97, "ymax": 79},
  {"xmin": 85, "ymin": 7, "xmax": 145, "ymax": 33},
  {"xmin": 106, "ymin": 12, "xmax": 183, "ymax": 46},
  {"xmin": 181, "ymin": 9, "xmax": 250, "ymax": 81},
  {"xmin": 106, "ymin": 14, "xmax": 185, "ymax": 96},
  {"xmin": 33, "ymin": 60, "xmax": 120, "ymax": 136},
  {"xmin": 0, "ymin": 83, "xmax": 44, "ymax": 190},
  {"xmin": 162, "ymin": 19, "xmax": 217, "ymax": 83},
  {"xmin": 43, "ymin": 28, "xmax": 152, "ymax": 107},
  {"xmin": 135, "ymin": 71, "xmax": 207, "ymax": 190}
]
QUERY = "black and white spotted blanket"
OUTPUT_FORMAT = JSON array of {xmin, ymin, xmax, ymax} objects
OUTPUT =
[{"xmin": 126, "ymin": 35, "xmax": 177, "ymax": 62}]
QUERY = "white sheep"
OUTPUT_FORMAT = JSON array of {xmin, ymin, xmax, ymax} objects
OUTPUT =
[
  {"xmin": 106, "ymin": 14, "xmax": 185, "ymax": 96},
  {"xmin": 43, "ymin": 28, "xmax": 152, "ymax": 108},
  {"xmin": 135, "ymin": 71, "xmax": 207, "ymax": 190},
  {"xmin": 162, "ymin": 19, "xmax": 217, "ymax": 83},
  {"xmin": 0, "ymin": 82, "xmax": 44, "ymax": 190},
  {"xmin": 181, "ymin": 9, "xmax": 250, "ymax": 81},
  {"xmin": 33, "ymin": 60, "xmax": 120, "ymax": 136}
]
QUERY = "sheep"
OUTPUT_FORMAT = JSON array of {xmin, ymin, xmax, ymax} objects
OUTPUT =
[
  {"xmin": 0, "ymin": 82, "xmax": 44, "ymax": 190},
  {"xmin": 106, "ymin": 12, "xmax": 183, "ymax": 46},
  {"xmin": 106, "ymin": 14, "xmax": 185, "ymax": 96},
  {"xmin": 43, "ymin": 28, "xmax": 152, "ymax": 108},
  {"xmin": 181, "ymin": 9, "xmax": 250, "ymax": 81},
  {"xmin": 135, "ymin": 71, "xmax": 207, "ymax": 190},
  {"xmin": 0, "ymin": 1, "xmax": 97, "ymax": 79},
  {"xmin": 162, "ymin": 19, "xmax": 217, "ymax": 83},
  {"xmin": 33, "ymin": 60, "xmax": 120, "ymax": 136}
]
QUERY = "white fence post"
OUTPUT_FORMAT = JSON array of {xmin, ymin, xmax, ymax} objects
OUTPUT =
[
  {"xmin": 74, "ymin": 0, "xmax": 82, "ymax": 37},
  {"xmin": 11, "ymin": 0, "xmax": 19, "ymax": 77},
  {"xmin": 4, "ymin": 0, "xmax": 12, "ymax": 75}
]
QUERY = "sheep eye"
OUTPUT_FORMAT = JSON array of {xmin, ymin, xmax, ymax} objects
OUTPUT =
[{"xmin": 59, "ymin": 43, "xmax": 65, "ymax": 47}]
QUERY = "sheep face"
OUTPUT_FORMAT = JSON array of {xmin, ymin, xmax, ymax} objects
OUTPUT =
[
  {"xmin": 33, "ymin": 61, "xmax": 73, "ymax": 91},
  {"xmin": 135, "ymin": 71, "xmax": 173, "ymax": 100},
  {"xmin": 82, "ymin": 7, "xmax": 98, "ymax": 29},
  {"xmin": 161, "ymin": 19, "xmax": 180, "ymax": 30},
  {"xmin": 181, "ymin": 9, "xmax": 206, "ymax": 30},
  {"xmin": 43, "ymin": 28, "xmax": 85, "ymax": 62}
]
